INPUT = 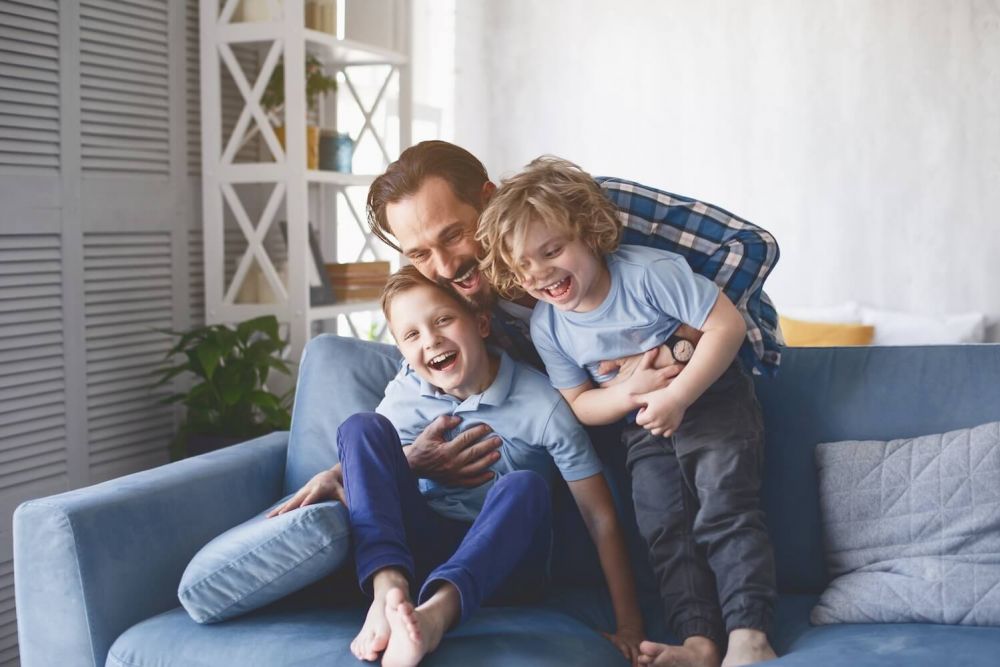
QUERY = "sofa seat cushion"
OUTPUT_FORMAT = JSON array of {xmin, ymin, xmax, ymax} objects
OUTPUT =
[
  {"xmin": 107, "ymin": 600, "xmax": 630, "ymax": 666},
  {"xmin": 773, "ymin": 595, "xmax": 1000, "ymax": 666},
  {"xmin": 178, "ymin": 498, "xmax": 350, "ymax": 623},
  {"xmin": 110, "ymin": 592, "xmax": 1000, "ymax": 666}
]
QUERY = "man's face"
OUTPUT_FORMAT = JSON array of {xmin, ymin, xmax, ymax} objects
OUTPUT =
[
  {"xmin": 388, "ymin": 284, "xmax": 492, "ymax": 399},
  {"xmin": 386, "ymin": 176, "xmax": 495, "ymax": 311}
]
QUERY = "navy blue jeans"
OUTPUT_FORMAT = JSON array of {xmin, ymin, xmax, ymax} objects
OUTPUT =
[{"xmin": 338, "ymin": 412, "xmax": 552, "ymax": 624}]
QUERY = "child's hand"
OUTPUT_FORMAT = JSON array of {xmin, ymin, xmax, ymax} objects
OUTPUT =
[
  {"xmin": 602, "ymin": 624, "xmax": 645, "ymax": 666},
  {"xmin": 617, "ymin": 347, "xmax": 680, "ymax": 397},
  {"xmin": 634, "ymin": 388, "xmax": 690, "ymax": 438}
]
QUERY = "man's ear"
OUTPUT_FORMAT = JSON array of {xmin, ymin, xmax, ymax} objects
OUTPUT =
[
  {"xmin": 480, "ymin": 181, "xmax": 497, "ymax": 208},
  {"xmin": 477, "ymin": 311, "xmax": 491, "ymax": 339}
]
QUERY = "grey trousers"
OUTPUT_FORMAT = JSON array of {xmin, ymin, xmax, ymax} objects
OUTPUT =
[{"xmin": 623, "ymin": 361, "xmax": 776, "ymax": 646}]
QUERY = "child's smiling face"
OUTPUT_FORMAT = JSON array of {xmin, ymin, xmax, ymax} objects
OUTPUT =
[
  {"xmin": 388, "ymin": 283, "xmax": 493, "ymax": 400},
  {"xmin": 513, "ymin": 222, "xmax": 611, "ymax": 313}
]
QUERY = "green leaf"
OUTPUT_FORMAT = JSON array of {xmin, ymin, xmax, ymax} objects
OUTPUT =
[
  {"xmin": 247, "ymin": 390, "xmax": 280, "ymax": 410},
  {"xmin": 195, "ymin": 341, "xmax": 223, "ymax": 381},
  {"xmin": 167, "ymin": 326, "xmax": 210, "ymax": 356},
  {"xmin": 150, "ymin": 364, "xmax": 190, "ymax": 387},
  {"xmin": 268, "ymin": 358, "xmax": 292, "ymax": 375},
  {"xmin": 238, "ymin": 315, "xmax": 276, "ymax": 342},
  {"xmin": 218, "ymin": 368, "xmax": 244, "ymax": 406}
]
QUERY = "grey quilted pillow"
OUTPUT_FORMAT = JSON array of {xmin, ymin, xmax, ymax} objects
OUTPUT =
[{"xmin": 812, "ymin": 420, "xmax": 1000, "ymax": 626}]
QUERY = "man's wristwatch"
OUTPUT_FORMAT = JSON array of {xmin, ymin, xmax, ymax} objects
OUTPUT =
[{"xmin": 666, "ymin": 335, "xmax": 695, "ymax": 364}]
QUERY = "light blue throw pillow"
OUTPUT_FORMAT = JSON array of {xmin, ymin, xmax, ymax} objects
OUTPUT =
[
  {"xmin": 178, "ymin": 496, "xmax": 350, "ymax": 623},
  {"xmin": 812, "ymin": 420, "xmax": 1000, "ymax": 626}
]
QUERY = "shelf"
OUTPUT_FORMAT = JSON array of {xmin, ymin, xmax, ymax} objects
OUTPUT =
[
  {"xmin": 217, "ymin": 164, "xmax": 377, "ymax": 186},
  {"xmin": 306, "ymin": 31, "xmax": 407, "ymax": 66},
  {"xmin": 216, "ymin": 23, "xmax": 406, "ymax": 66},
  {"xmin": 204, "ymin": 5, "xmax": 410, "ymax": 360},
  {"xmin": 306, "ymin": 170, "xmax": 377, "ymax": 186},
  {"xmin": 308, "ymin": 299, "xmax": 381, "ymax": 322}
]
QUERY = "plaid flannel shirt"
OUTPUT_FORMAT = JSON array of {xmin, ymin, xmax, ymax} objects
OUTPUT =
[{"xmin": 597, "ymin": 176, "xmax": 782, "ymax": 376}]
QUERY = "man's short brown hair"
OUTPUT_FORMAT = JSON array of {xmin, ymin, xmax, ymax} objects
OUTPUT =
[
  {"xmin": 367, "ymin": 141, "xmax": 490, "ymax": 251},
  {"xmin": 477, "ymin": 156, "xmax": 622, "ymax": 299},
  {"xmin": 380, "ymin": 264, "xmax": 474, "ymax": 322}
]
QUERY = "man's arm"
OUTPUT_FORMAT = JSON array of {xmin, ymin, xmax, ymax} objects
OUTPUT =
[
  {"xmin": 599, "ymin": 177, "xmax": 780, "ymax": 374},
  {"xmin": 594, "ymin": 324, "xmax": 701, "ymax": 389}
]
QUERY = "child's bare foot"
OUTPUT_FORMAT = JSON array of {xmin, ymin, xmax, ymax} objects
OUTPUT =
[
  {"xmin": 638, "ymin": 636, "xmax": 721, "ymax": 667},
  {"xmin": 351, "ymin": 568, "xmax": 409, "ymax": 662},
  {"xmin": 721, "ymin": 629, "xmax": 776, "ymax": 667},
  {"xmin": 381, "ymin": 587, "xmax": 451, "ymax": 667},
  {"xmin": 350, "ymin": 588, "xmax": 394, "ymax": 661}
]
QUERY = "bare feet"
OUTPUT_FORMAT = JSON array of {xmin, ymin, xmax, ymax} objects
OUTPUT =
[
  {"xmin": 381, "ymin": 586, "xmax": 454, "ymax": 667},
  {"xmin": 638, "ymin": 636, "xmax": 721, "ymax": 667},
  {"xmin": 721, "ymin": 629, "xmax": 776, "ymax": 667},
  {"xmin": 350, "ymin": 587, "xmax": 395, "ymax": 661},
  {"xmin": 351, "ymin": 568, "xmax": 409, "ymax": 662}
]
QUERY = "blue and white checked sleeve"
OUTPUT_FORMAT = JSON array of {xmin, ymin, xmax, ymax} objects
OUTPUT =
[{"xmin": 597, "ymin": 176, "xmax": 782, "ymax": 375}]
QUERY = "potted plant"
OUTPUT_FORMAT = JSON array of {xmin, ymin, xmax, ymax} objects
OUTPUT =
[
  {"xmin": 154, "ymin": 315, "xmax": 293, "ymax": 459},
  {"xmin": 261, "ymin": 55, "xmax": 337, "ymax": 169}
]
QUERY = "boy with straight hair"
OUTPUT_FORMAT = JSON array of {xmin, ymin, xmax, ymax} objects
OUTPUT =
[{"xmin": 273, "ymin": 265, "xmax": 644, "ymax": 667}]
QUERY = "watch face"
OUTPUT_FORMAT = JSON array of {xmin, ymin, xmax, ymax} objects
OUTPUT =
[{"xmin": 672, "ymin": 339, "xmax": 695, "ymax": 363}]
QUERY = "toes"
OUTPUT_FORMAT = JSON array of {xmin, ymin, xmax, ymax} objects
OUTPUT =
[
  {"xmin": 369, "ymin": 630, "xmax": 389, "ymax": 655},
  {"xmin": 639, "ymin": 641, "xmax": 667, "ymax": 657}
]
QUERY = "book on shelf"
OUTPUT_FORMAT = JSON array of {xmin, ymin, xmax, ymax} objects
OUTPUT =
[{"xmin": 325, "ymin": 261, "xmax": 390, "ymax": 303}]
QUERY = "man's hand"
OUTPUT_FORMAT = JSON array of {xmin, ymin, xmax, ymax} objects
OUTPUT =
[
  {"xmin": 613, "ymin": 348, "xmax": 683, "ymax": 398},
  {"xmin": 634, "ymin": 389, "xmax": 691, "ymax": 438},
  {"xmin": 597, "ymin": 344, "xmax": 684, "ymax": 389},
  {"xmin": 267, "ymin": 465, "xmax": 346, "ymax": 517},
  {"xmin": 406, "ymin": 414, "xmax": 502, "ymax": 487}
]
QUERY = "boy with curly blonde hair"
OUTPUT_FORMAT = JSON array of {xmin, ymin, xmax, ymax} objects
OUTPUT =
[{"xmin": 478, "ymin": 157, "xmax": 778, "ymax": 667}]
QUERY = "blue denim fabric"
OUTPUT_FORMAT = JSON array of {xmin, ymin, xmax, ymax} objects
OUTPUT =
[{"xmin": 338, "ymin": 412, "xmax": 552, "ymax": 623}]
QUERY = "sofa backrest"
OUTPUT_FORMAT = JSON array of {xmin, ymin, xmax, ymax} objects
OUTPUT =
[
  {"xmin": 285, "ymin": 335, "xmax": 402, "ymax": 493},
  {"xmin": 754, "ymin": 344, "xmax": 1000, "ymax": 594},
  {"xmin": 288, "ymin": 336, "xmax": 1000, "ymax": 596}
]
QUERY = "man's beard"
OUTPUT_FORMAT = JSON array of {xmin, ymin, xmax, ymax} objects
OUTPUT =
[{"xmin": 437, "ymin": 260, "xmax": 496, "ymax": 314}]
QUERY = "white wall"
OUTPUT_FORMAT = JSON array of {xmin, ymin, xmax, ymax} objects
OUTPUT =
[{"xmin": 448, "ymin": 0, "xmax": 1000, "ymax": 333}]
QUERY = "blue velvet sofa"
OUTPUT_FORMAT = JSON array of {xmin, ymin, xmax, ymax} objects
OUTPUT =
[{"xmin": 14, "ymin": 338, "xmax": 1000, "ymax": 666}]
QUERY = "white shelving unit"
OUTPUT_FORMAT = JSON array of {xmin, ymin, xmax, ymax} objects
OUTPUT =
[{"xmin": 199, "ymin": 0, "xmax": 410, "ymax": 362}]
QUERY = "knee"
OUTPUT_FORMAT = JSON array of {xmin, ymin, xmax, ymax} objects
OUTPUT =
[
  {"xmin": 493, "ymin": 470, "xmax": 550, "ymax": 514},
  {"xmin": 337, "ymin": 412, "xmax": 395, "ymax": 454}
]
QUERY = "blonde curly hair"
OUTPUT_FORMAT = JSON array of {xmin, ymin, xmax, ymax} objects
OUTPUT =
[{"xmin": 477, "ymin": 156, "xmax": 621, "ymax": 299}]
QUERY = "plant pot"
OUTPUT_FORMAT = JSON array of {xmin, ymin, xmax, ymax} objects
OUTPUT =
[
  {"xmin": 274, "ymin": 125, "xmax": 320, "ymax": 170},
  {"xmin": 185, "ymin": 433, "xmax": 246, "ymax": 457}
]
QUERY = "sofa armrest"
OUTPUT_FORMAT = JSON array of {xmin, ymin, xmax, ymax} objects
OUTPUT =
[{"xmin": 13, "ymin": 431, "xmax": 288, "ymax": 667}]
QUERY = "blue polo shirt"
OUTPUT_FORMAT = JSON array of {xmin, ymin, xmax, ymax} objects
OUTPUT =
[
  {"xmin": 375, "ymin": 350, "xmax": 603, "ymax": 522},
  {"xmin": 531, "ymin": 245, "xmax": 720, "ymax": 388}
]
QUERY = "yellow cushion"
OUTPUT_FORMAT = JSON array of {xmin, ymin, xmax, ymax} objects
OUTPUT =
[{"xmin": 779, "ymin": 316, "xmax": 875, "ymax": 347}]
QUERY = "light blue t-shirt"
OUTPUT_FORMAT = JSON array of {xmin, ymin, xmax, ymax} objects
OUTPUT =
[
  {"xmin": 375, "ymin": 350, "xmax": 602, "ymax": 522},
  {"xmin": 530, "ymin": 245, "xmax": 720, "ymax": 388}
]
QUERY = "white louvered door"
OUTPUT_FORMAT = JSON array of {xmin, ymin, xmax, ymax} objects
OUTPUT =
[{"xmin": 0, "ymin": 2, "xmax": 203, "ymax": 664}]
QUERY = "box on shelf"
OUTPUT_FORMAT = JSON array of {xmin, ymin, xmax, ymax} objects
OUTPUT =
[{"xmin": 325, "ymin": 261, "xmax": 390, "ymax": 302}]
